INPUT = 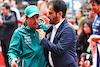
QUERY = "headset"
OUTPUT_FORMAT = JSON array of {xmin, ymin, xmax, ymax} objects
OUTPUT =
[{"xmin": 84, "ymin": 54, "xmax": 93, "ymax": 66}]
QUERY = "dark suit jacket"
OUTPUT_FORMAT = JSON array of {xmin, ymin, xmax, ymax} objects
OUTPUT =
[
  {"xmin": 40, "ymin": 18, "xmax": 78, "ymax": 67},
  {"xmin": 0, "ymin": 12, "xmax": 17, "ymax": 40}
]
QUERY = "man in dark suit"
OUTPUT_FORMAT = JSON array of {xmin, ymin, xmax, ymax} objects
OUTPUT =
[
  {"xmin": 37, "ymin": 0, "xmax": 78, "ymax": 67},
  {"xmin": 0, "ymin": 4, "xmax": 17, "ymax": 67}
]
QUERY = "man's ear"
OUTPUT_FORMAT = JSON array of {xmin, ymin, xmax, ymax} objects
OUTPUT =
[
  {"xmin": 57, "ymin": 11, "xmax": 63, "ymax": 17},
  {"xmin": 58, "ymin": 11, "xmax": 63, "ymax": 17}
]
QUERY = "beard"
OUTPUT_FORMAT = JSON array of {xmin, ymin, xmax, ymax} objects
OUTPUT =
[{"xmin": 48, "ymin": 15, "xmax": 58, "ymax": 25}]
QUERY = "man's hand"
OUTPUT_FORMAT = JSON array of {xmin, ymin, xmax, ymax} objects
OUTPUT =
[
  {"xmin": 0, "ymin": 17, "xmax": 3, "ymax": 26},
  {"xmin": 11, "ymin": 58, "xmax": 18, "ymax": 67},
  {"xmin": 89, "ymin": 39, "xmax": 97, "ymax": 55},
  {"xmin": 36, "ymin": 29, "xmax": 46, "ymax": 40},
  {"xmin": 88, "ymin": 35, "xmax": 100, "ymax": 43}
]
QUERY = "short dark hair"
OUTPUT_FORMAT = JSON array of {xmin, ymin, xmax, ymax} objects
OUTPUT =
[
  {"xmin": 2, "ymin": 4, "xmax": 10, "ymax": 10},
  {"xmin": 90, "ymin": 0, "xmax": 100, "ymax": 5},
  {"xmin": 48, "ymin": 0, "xmax": 67, "ymax": 18}
]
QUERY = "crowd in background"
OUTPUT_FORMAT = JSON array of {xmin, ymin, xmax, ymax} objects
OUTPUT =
[{"xmin": 0, "ymin": 0, "xmax": 99, "ymax": 67}]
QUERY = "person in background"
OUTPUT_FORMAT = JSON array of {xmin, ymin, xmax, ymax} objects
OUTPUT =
[
  {"xmin": 37, "ymin": 0, "xmax": 51, "ymax": 16},
  {"xmin": 76, "ymin": 20, "xmax": 93, "ymax": 63},
  {"xmin": 2, "ymin": 0, "xmax": 21, "ymax": 21},
  {"xmin": 73, "ymin": 10, "xmax": 86, "ymax": 36},
  {"xmin": 89, "ymin": 0, "xmax": 100, "ymax": 67},
  {"xmin": 7, "ymin": 5, "xmax": 47, "ymax": 67},
  {"xmin": 0, "ymin": 4, "xmax": 17, "ymax": 67},
  {"xmin": 85, "ymin": 8, "xmax": 96, "ymax": 22},
  {"xmin": 1, "ymin": 0, "xmax": 16, "ymax": 7},
  {"xmin": 79, "ymin": 53, "xmax": 93, "ymax": 67},
  {"xmin": 37, "ymin": 0, "xmax": 78, "ymax": 67},
  {"xmin": 1, "ymin": 0, "xmax": 9, "ymax": 6},
  {"xmin": 15, "ymin": 0, "xmax": 29, "ymax": 16},
  {"xmin": 2, "ymin": 0, "xmax": 21, "ymax": 28},
  {"xmin": 9, "ymin": 0, "xmax": 16, "ymax": 7}
]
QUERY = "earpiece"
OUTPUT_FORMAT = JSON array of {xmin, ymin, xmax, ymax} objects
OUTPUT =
[
  {"xmin": 84, "ymin": 60, "xmax": 90, "ymax": 66},
  {"xmin": 84, "ymin": 54, "xmax": 90, "ymax": 66}
]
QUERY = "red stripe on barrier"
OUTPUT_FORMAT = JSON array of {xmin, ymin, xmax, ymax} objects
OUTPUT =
[{"xmin": 0, "ymin": 44, "xmax": 6, "ymax": 66}]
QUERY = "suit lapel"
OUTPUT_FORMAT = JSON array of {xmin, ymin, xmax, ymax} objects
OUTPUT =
[
  {"xmin": 46, "ymin": 25, "xmax": 53, "ymax": 40},
  {"xmin": 54, "ymin": 19, "xmax": 67, "ymax": 42}
]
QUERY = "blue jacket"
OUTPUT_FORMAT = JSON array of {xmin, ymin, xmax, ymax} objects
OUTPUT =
[{"xmin": 40, "ymin": 18, "xmax": 78, "ymax": 67}]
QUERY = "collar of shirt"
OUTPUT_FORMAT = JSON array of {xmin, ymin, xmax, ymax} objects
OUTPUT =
[
  {"xmin": 2, "ymin": 13, "xmax": 11, "ymax": 21},
  {"xmin": 53, "ymin": 18, "xmax": 65, "ymax": 29}
]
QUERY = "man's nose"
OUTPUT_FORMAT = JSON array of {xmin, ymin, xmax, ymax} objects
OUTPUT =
[
  {"xmin": 47, "ymin": 12, "xmax": 50, "ymax": 18},
  {"xmin": 34, "ymin": 18, "xmax": 39, "ymax": 23}
]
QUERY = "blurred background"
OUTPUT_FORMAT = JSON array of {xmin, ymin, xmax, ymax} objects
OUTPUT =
[{"xmin": 0, "ymin": 0, "xmax": 92, "ymax": 23}]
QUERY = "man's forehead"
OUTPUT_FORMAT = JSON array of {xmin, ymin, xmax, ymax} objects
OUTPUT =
[
  {"xmin": 31, "ymin": 14, "xmax": 39, "ymax": 17},
  {"xmin": 91, "ymin": 1, "xmax": 97, "ymax": 5},
  {"xmin": 48, "ymin": 3, "xmax": 54, "ymax": 8},
  {"xmin": 49, "ymin": 3, "xmax": 53, "ymax": 6},
  {"xmin": 48, "ymin": 5, "xmax": 54, "ymax": 12}
]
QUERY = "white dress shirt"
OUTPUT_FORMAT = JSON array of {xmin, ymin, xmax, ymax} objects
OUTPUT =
[
  {"xmin": 50, "ymin": 18, "xmax": 65, "ymax": 42},
  {"xmin": 49, "ymin": 18, "xmax": 65, "ymax": 66}
]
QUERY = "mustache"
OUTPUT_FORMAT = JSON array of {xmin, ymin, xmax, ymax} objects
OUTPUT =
[
  {"xmin": 48, "ymin": 17, "xmax": 51, "ymax": 21},
  {"xmin": 33, "ymin": 22, "xmax": 39, "ymax": 25}
]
